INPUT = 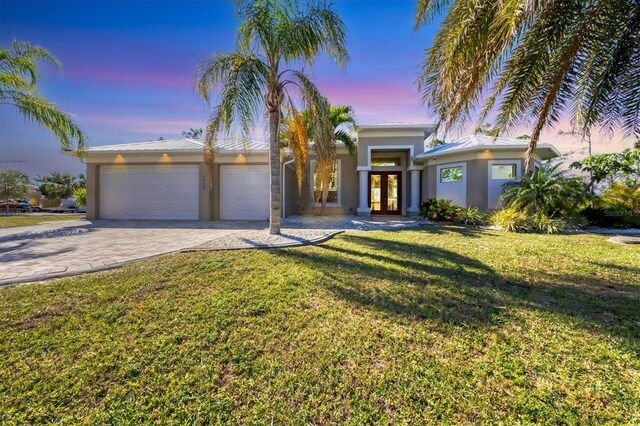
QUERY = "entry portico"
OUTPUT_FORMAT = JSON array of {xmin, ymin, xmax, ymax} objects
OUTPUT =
[{"xmin": 355, "ymin": 123, "xmax": 435, "ymax": 217}]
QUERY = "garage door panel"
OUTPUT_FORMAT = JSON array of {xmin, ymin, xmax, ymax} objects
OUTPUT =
[
  {"xmin": 100, "ymin": 165, "xmax": 199, "ymax": 220},
  {"xmin": 220, "ymin": 165, "xmax": 269, "ymax": 220}
]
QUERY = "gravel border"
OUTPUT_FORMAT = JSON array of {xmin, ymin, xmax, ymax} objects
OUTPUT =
[
  {"xmin": 183, "ymin": 229, "xmax": 343, "ymax": 251},
  {"xmin": 608, "ymin": 235, "xmax": 640, "ymax": 244},
  {"xmin": 281, "ymin": 215, "xmax": 431, "ymax": 231}
]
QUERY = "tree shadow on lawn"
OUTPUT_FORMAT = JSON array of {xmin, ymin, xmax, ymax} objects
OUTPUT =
[{"xmin": 275, "ymin": 232, "xmax": 640, "ymax": 342}]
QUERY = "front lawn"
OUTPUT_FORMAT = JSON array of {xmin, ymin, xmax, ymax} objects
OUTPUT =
[
  {"xmin": 0, "ymin": 214, "xmax": 84, "ymax": 229},
  {"xmin": 1, "ymin": 228, "xmax": 639, "ymax": 424}
]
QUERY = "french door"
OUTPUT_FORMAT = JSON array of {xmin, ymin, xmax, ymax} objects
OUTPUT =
[{"xmin": 369, "ymin": 172, "xmax": 401, "ymax": 215}]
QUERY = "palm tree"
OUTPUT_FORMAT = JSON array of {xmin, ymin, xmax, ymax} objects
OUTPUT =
[
  {"xmin": 195, "ymin": 0, "xmax": 348, "ymax": 234},
  {"xmin": 501, "ymin": 164, "xmax": 586, "ymax": 218},
  {"xmin": 415, "ymin": 0, "xmax": 640, "ymax": 171},
  {"xmin": 315, "ymin": 103, "xmax": 357, "ymax": 214},
  {"xmin": 329, "ymin": 104, "xmax": 357, "ymax": 154},
  {"xmin": 0, "ymin": 40, "xmax": 86, "ymax": 150}
]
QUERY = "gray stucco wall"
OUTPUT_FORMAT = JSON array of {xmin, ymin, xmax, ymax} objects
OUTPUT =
[
  {"xmin": 466, "ymin": 159, "xmax": 489, "ymax": 210},
  {"xmin": 422, "ymin": 158, "xmax": 524, "ymax": 211},
  {"xmin": 421, "ymin": 164, "xmax": 437, "ymax": 202}
]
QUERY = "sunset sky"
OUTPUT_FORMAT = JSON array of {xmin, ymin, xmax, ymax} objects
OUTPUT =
[{"xmin": 0, "ymin": 0, "xmax": 633, "ymax": 177}]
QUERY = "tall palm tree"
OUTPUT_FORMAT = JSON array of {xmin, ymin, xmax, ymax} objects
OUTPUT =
[
  {"xmin": 0, "ymin": 41, "xmax": 87, "ymax": 150},
  {"xmin": 415, "ymin": 0, "xmax": 640, "ymax": 171},
  {"xmin": 195, "ymin": 0, "xmax": 348, "ymax": 234}
]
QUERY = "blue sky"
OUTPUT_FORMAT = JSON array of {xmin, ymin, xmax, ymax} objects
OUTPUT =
[{"xmin": 0, "ymin": 0, "xmax": 630, "ymax": 177}]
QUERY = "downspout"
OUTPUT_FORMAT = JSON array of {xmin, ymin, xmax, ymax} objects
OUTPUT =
[{"xmin": 282, "ymin": 158, "xmax": 294, "ymax": 219}]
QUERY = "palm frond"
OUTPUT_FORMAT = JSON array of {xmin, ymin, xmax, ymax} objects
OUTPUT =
[
  {"xmin": 2, "ymin": 91, "xmax": 87, "ymax": 151},
  {"xmin": 415, "ymin": 0, "xmax": 640, "ymax": 166}
]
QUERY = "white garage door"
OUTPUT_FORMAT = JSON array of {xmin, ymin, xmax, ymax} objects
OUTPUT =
[
  {"xmin": 220, "ymin": 165, "xmax": 269, "ymax": 220},
  {"xmin": 100, "ymin": 165, "xmax": 199, "ymax": 220}
]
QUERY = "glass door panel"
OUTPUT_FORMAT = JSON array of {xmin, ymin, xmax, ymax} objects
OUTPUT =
[
  {"xmin": 370, "ymin": 174, "xmax": 381, "ymax": 212},
  {"xmin": 387, "ymin": 174, "xmax": 398, "ymax": 212}
]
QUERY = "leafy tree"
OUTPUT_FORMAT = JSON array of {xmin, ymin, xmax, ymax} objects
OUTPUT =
[
  {"xmin": 281, "ymin": 101, "xmax": 356, "ymax": 214},
  {"xmin": 195, "ymin": 0, "xmax": 347, "ymax": 234},
  {"xmin": 427, "ymin": 137, "xmax": 446, "ymax": 148},
  {"xmin": 182, "ymin": 128, "xmax": 203, "ymax": 139},
  {"xmin": 36, "ymin": 172, "xmax": 83, "ymax": 199},
  {"xmin": 570, "ymin": 149, "xmax": 640, "ymax": 190},
  {"xmin": 1, "ymin": 40, "xmax": 86, "ymax": 150},
  {"xmin": 415, "ymin": 0, "xmax": 640, "ymax": 171},
  {"xmin": 0, "ymin": 169, "xmax": 29, "ymax": 212},
  {"xmin": 501, "ymin": 164, "xmax": 586, "ymax": 218}
]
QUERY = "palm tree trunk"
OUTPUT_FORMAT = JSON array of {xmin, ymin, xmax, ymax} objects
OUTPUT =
[
  {"xmin": 268, "ymin": 109, "xmax": 281, "ymax": 235},
  {"xmin": 321, "ymin": 184, "xmax": 328, "ymax": 215}
]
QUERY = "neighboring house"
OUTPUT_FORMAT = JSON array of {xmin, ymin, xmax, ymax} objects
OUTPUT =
[{"xmin": 80, "ymin": 123, "xmax": 560, "ymax": 220}]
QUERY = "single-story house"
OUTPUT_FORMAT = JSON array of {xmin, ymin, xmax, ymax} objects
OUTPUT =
[{"xmin": 80, "ymin": 123, "xmax": 560, "ymax": 221}]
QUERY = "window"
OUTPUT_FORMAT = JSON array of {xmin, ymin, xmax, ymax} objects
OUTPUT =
[
  {"xmin": 440, "ymin": 166, "xmax": 463, "ymax": 182},
  {"xmin": 371, "ymin": 157, "xmax": 401, "ymax": 167},
  {"xmin": 491, "ymin": 164, "xmax": 516, "ymax": 179},
  {"xmin": 312, "ymin": 160, "xmax": 340, "ymax": 205}
]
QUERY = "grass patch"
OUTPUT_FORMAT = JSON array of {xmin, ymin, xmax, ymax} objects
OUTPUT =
[
  {"xmin": 0, "ymin": 214, "xmax": 84, "ymax": 229},
  {"xmin": 1, "ymin": 227, "xmax": 639, "ymax": 424}
]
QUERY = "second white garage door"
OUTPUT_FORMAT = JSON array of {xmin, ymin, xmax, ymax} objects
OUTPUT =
[
  {"xmin": 220, "ymin": 165, "xmax": 269, "ymax": 220},
  {"xmin": 100, "ymin": 165, "xmax": 200, "ymax": 220}
]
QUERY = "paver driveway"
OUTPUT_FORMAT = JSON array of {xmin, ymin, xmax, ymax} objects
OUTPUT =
[{"xmin": 0, "ymin": 219, "xmax": 265, "ymax": 285}]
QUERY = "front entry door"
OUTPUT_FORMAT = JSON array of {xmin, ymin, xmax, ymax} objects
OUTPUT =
[{"xmin": 369, "ymin": 172, "xmax": 401, "ymax": 215}]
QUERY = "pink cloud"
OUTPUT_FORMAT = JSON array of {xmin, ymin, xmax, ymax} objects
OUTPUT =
[
  {"xmin": 317, "ymin": 79, "xmax": 419, "ymax": 107},
  {"xmin": 68, "ymin": 65, "xmax": 193, "ymax": 89},
  {"xmin": 83, "ymin": 115, "xmax": 205, "ymax": 135}
]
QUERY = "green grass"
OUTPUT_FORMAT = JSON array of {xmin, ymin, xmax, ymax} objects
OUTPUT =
[
  {"xmin": 0, "ymin": 214, "xmax": 84, "ymax": 228},
  {"xmin": 1, "ymin": 227, "xmax": 639, "ymax": 424}
]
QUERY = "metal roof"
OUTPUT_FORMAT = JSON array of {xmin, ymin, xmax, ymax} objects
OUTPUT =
[
  {"xmin": 415, "ymin": 134, "xmax": 560, "ymax": 161},
  {"xmin": 84, "ymin": 138, "xmax": 268, "ymax": 154}
]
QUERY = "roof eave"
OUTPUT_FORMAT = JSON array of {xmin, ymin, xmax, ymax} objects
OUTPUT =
[{"xmin": 414, "ymin": 144, "xmax": 561, "ymax": 163}]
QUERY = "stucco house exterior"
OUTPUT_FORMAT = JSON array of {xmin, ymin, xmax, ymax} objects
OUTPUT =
[{"xmin": 81, "ymin": 123, "xmax": 560, "ymax": 221}]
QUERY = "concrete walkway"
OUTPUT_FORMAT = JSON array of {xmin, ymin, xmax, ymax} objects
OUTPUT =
[{"xmin": 0, "ymin": 219, "xmax": 265, "ymax": 285}]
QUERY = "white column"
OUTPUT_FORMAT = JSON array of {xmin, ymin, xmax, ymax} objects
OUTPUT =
[
  {"xmin": 357, "ymin": 170, "xmax": 370, "ymax": 216},
  {"xmin": 408, "ymin": 169, "xmax": 421, "ymax": 215}
]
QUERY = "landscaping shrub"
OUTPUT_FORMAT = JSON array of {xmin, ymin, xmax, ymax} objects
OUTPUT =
[
  {"xmin": 457, "ymin": 207, "xmax": 487, "ymax": 226},
  {"xmin": 490, "ymin": 207, "xmax": 533, "ymax": 233},
  {"xmin": 501, "ymin": 164, "xmax": 586, "ymax": 218},
  {"xmin": 580, "ymin": 183, "xmax": 640, "ymax": 228},
  {"xmin": 532, "ymin": 212, "xmax": 567, "ymax": 234},
  {"xmin": 419, "ymin": 198, "xmax": 461, "ymax": 221},
  {"xmin": 72, "ymin": 187, "xmax": 87, "ymax": 207}
]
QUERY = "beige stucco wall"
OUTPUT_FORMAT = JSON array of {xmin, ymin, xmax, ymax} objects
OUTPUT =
[
  {"xmin": 356, "ymin": 134, "xmax": 427, "ymax": 168},
  {"xmin": 285, "ymin": 152, "xmax": 358, "ymax": 216},
  {"xmin": 85, "ymin": 152, "xmax": 268, "ymax": 220}
]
